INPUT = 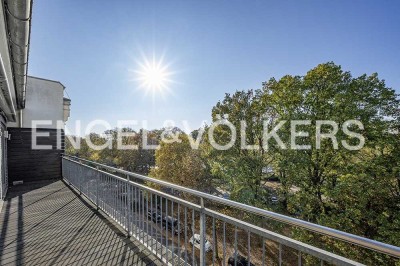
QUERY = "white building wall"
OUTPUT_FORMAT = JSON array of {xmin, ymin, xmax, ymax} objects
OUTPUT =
[{"xmin": 7, "ymin": 76, "xmax": 66, "ymax": 129}]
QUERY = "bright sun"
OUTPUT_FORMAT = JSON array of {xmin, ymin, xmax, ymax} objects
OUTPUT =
[
  {"xmin": 139, "ymin": 63, "xmax": 167, "ymax": 89},
  {"xmin": 134, "ymin": 55, "xmax": 173, "ymax": 95}
]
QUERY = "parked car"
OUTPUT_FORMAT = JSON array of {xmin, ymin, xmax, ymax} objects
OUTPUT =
[
  {"xmin": 147, "ymin": 210, "xmax": 162, "ymax": 223},
  {"xmin": 215, "ymin": 187, "xmax": 230, "ymax": 199},
  {"xmin": 189, "ymin": 234, "xmax": 212, "ymax": 252},
  {"xmin": 227, "ymin": 254, "xmax": 255, "ymax": 266},
  {"xmin": 271, "ymin": 196, "xmax": 278, "ymax": 203},
  {"xmin": 162, "ymin": 216, "xmax": 181, "ymax": 235}
]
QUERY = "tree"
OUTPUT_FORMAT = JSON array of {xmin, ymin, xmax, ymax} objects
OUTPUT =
[
  {"xmin": 260, "ymin": 62, "xmax": 400, "ymax": 263},
  {"xmin": 201, "ymin": 90, "xmax": 273, "ymax": 205},
  {"xmin": 150, "ymin": 133, "xmax": 212, "ymax": 192}
]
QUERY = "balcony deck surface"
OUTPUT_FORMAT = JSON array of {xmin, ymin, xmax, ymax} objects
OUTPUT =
[{"xmin": 0, "ymin": 180, "xmax": 163, "ymax": 266}]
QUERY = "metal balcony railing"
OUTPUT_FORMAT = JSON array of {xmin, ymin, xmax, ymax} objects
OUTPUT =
[{"xmin": 62, "ymin": 155, "xmax": 400, "ymax": 266}]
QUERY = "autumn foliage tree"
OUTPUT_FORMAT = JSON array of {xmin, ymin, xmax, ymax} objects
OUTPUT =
[{"xmin": 150, "ymin": 134, "xmax": 213, "ymax": 192}]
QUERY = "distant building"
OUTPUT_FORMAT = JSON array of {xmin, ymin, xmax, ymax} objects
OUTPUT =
[{"xmin": 7, "ymin": 76, "xmax": 70, "ymax": 129}]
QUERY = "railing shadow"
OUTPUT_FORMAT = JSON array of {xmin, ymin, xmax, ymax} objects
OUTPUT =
[
  {"xmin": 63, "ymin": 179, "xmax": 160, "ymax": 265},
  {"xmin": 0, "ymin": 179, "xmax": 162, "ymax": 265}
]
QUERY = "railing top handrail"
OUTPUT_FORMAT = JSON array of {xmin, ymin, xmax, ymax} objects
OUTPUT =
[{"xmin": 62, "ymin": 155, "xmax": 400, "ymax": 258}]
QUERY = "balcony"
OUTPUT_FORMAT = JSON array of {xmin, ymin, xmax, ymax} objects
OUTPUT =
[{"xmin": 1, "ymin": 155, "xmax": 399, "ymax": 266}]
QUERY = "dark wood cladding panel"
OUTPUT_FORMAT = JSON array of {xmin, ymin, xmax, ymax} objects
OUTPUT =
[{"xmin": 7, "ymin": 127, "xmax": 65, "ymax": 183}]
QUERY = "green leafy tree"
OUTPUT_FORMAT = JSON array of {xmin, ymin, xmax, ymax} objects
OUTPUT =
[
  {"xmin": 202, "ymin": 90, "xmax": 273, "ymax": 205},
  {"xmin": 261, "ymin": 62, "xmax": 400, "ymax": 264}
]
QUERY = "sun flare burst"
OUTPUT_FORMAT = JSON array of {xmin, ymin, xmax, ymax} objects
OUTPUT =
[{"xmin": 132, "ymin": 54, "xmax": 174, "ymax": 99}]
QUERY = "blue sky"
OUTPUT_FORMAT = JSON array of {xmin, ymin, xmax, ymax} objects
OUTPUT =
[{"xmin": 28, "ymin": 1, "xmax": 400, "ymax": 134}]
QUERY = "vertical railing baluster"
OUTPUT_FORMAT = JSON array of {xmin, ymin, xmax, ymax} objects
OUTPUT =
[
  {"xmin": 200, "ymin": 198, "xmax": 206, "ymax": 266},
  {"xmin": 140, "ymin": 189, "xmax": 143, "ymax": 242},
  {"xmin": 139, "ymin": 187, "xmax": 142, "ymax": 238},
  {"xmin": 150, "ymin": 193, "xmax": 153, "ymax": 251},
  {"xmin": 102, "ymin": 173, "xmax": 105, "ymax": 210},
  {"xmin": 142, "ymin": 189, "xmax": 145, "ymax": 243},
  {"xmin": 155, "ymin": 195, "xmax": 159, "ymax": 256},
  {"xmin": 105, "ymin": 174, "xmax": 108, "ymax": 214},
  {"xmin": 133, "ymin": 184, "xmax": 135, "ymax": 236},
  {"xmin": 139, "ymin": 188, "xmax": 142, "ymax": 242},
  {"xmin": 108, "ymin": 174, "xmax": 111, "ymax": 215},
  {"xmin": 123, "ymin": 178, "xmax": 125, "ymax": 234},
  {"xmin": 104, "ymin": 174, "xmax": 106, "ymax": 210},
  {"xmin": 140, "ymin": 188, "xmax": 142, "ymax": 240},
  {"xmin": 178, "ymin": 203, "xmax": 181, "ymax": 265},
  {"xmin": 118, "ymin": 178, "xmax": 120, "ymax": 223},
  {"xmin": 234, "ymin": 226, "xmax": 238, "ymax": 266},
  {"xmin": 111, "ymin": 175, "xmax": 114, "ymax": 217},
  {"xmin": 114, "ymin": 178, "xmax": 121, "ymax": 224},
  {"xmin": 97, "ymin": 172, "xmax": 103, "ymax": 210},
  {"xmin": 115, "ymin": 178, "xmax": 117, "ymax": 221},
  {"xmin": 262, "ymin": 238, "xmax": 266, "ymax": 266},
  {"xmin": 121, "ymin": 179, "xmax": 123, "ymax": 225},
  {"xmin": 117, "ymin": 179, "xmax": 119, "ymax": 223},
  {"xmin": 172, "ymin": 201, "xmax": 175, "ymax": 266},
  {"xmin": 298, "ymin": 250, "xmax": 302, "ymax": 266},
  {"xmin": 118, "ymin": 179, "xmax": 120, "ymax": 223},
  {"xmin": 127, "ymin": 175, "xmax": 131, "ymax": 237},
  {"xmin": 146, "ymin": 191, "xmax": 149, "ymax": 247},
  {"xmin": 79, "ymin": 161, "xmax": 82, "ymax": 195},
  {"xmin": 166, "ymin": 199, "xmax": 169, "ymax": 263},
  {"xmin": 119, "ymin": 179, "xmax": 121, "ymax": 225},
  {"xmin": 96, "ymin": 166, "xmax": 99, "ymax": 210},
  {"xmin": 115, "ymin": 177, "xmax": 118, "ymax": 220},
  {"xmin": 134, "ymin": 186, "xmax": 138, "ymax": 236},
  {"xmin": 212, "ymin": 217, "xmax": 216, "ymax": 266},
  {"xmin": 192, "ymin": 209, "xmax": 195, "ymax": 266},
  {"xmin": 112, "ymin": 177, "xmax": 115, "ymax": 218},
  {"xmin": 247, "ymin": 231, "xmax": 251, "ymax": 266},
  {"xmin": 160, "ymin": 196, "xmax": 163, "ymax": 261},
  {"xmin": 184, "ymin": 206, "xmax": 188, "ymax": 265},
  {"xmin": 110, "ymin": 176, "xmax": 112, "ymax": 214},
  {"xmin": 103, "ymin": 174, "xmax": 105, "ymax": 210},
  {"xmin": 223, "ymin": 221, "xmax": 226, "ymax": 266}
]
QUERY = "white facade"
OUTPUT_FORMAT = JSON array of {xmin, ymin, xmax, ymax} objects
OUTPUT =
[{"xmin": 7, "ymin": 76, "xmax": 70, "ymax": 129}]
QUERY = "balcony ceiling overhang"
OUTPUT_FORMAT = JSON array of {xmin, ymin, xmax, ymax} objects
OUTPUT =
[{"xmin": 0, "ymin": 0, "xmax": 32, "ymax": 122}]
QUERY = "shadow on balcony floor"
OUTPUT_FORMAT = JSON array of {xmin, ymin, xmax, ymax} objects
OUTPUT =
[{"xmin": 0, "ymin": 179, "xmax": 163, "ymax": 265}]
